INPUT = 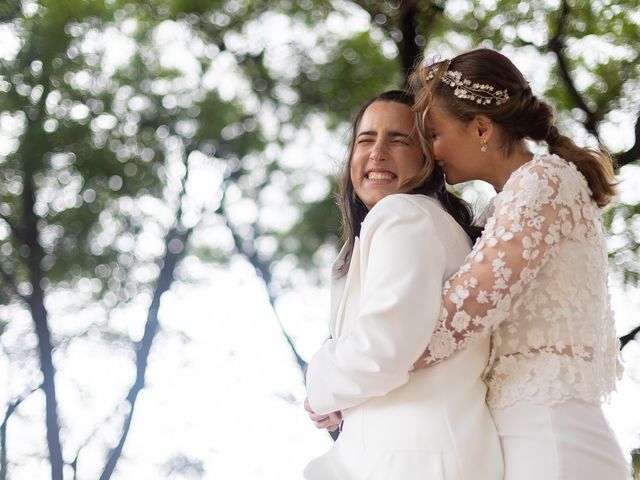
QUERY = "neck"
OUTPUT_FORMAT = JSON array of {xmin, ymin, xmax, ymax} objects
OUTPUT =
[{"xmin": 486, "ymin": 146, "xmax": 534, "ymax": 193}]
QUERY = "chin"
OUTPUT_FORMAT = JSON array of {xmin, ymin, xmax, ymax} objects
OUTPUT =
[
  {"xmin": 364, "ymin": 193, "xmax": 387, "ymax": 209},
  {"xmin": 444, "ymin": 173, "xmax": 462, "ymax": 185}
]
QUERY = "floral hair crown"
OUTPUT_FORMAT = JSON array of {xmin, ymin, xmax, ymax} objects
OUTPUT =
[{"xmin": 425, "ymin": 61, "xmax": 510, "ymax": 106}]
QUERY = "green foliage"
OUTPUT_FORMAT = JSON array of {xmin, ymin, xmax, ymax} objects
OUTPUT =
[
  {"xmin": 603, "ymin": 197, "xmax": 640, "ymax": 285},
  {"xmin": 277, "ymin": 191, "xmax": 341, "ymax": 270},
  {"xmin": 1, "ymin": 1, "xmax": 638, "ymax": 316},
  {"xmin": 632, "ymin": 448, "xmax": 640, "ymax": 479},
  {"xmin": 1, "ymin": 0, "xmax": 639, "ymax": 476},
  {"xmin": 409, "ymin": 0, "xmax": 640, "ymax": 283},
  {"xmin": 1, "ymin": 0, "xmax": 638, "ymax": 305},
  {"xmin": 0, "ymin": 0, "xmax": 275, "ymax": 307},
  {"xmin": 428, "ymin": 1, "xmax": 640, "ymax": 120},
  {"xmin": 290, "ymin": 31, "xmax": 403, "ymax": 127}
]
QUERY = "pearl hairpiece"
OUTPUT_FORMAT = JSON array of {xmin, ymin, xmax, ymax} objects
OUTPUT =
[{"xmin": 426, "ymin": 67, "xmax": 510, "ymax": 106}]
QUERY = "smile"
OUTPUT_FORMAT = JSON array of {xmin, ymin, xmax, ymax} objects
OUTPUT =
[{"xmin": 366, "ymin": 171, "xmax": 396, "ymax": 181}]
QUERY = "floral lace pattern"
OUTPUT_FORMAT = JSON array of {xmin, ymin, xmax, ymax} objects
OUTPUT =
[{"xmin": 413, "ymin": 154, "xmax": 621, "ymax": 408}]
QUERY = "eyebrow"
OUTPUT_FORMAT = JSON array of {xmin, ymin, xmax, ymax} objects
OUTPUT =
[{"xmin": 357, "ymin": 130, "xmax": 411, "ymax": 138}]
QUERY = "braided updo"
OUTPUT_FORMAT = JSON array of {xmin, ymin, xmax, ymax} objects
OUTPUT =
[{"xmin": 410, "ymin": 48, "xmax": 616, "ymax": 207}]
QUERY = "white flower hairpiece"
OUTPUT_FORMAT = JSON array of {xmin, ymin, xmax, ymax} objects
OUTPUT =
[{"xmin": 426, "ymin": 67, "xmax": 510, "ymax": 106}]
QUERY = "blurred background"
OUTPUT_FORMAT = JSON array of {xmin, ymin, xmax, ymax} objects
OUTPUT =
[{"xmin": 0, "ymin": 0, "xmax": 639, "ymax": 478}]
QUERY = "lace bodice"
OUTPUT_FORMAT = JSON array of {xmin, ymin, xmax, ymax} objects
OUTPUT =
[{"xmin": 413, "ymin": 154, "xmax": 621, "ymax": 409}]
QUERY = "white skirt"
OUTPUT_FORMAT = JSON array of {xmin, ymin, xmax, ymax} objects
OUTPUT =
[{"xmin": 491, "ymin": 399, "xmax": 630, "ymax": 480}]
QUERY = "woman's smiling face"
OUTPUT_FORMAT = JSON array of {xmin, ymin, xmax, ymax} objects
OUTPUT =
[{"xmin": 350, "ymin": 101, "xmax": 425, "ymax": 210}]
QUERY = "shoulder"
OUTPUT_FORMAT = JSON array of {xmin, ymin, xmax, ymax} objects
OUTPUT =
[
  {"xmin": 362, "ymin": 194, "xmax": 441, "ymax": 230},
  {"xmin": 364, "ymin": 193, "xmax": 471, "ymax": 247},
  {"xmin": 502, "ymin": 153, "xmax": 592, "ymax": 207},
  {"xmin": 359, "ymin": 193, "xmax": 466, "ymax": 250},
  {"xmin": 358, "ymin": 195, "xmax": 449, "ymax": 263},
  {"xmin": 509, "ymin": 153, "xmax": 588, "ymax": 189},
  {"xmin": 366, "ymin": 193, "xmax": 443, "ymax": 218}
]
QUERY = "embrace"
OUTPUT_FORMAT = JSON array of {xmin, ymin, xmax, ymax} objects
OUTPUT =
[{"xmin": 303, "ymin": 48, "xmax": 630, "ymax": 480}]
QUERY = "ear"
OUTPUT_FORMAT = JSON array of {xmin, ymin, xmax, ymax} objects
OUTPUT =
[{"xmin": 471, "ymin": 114, "xmax": 493, "ymax": 142}]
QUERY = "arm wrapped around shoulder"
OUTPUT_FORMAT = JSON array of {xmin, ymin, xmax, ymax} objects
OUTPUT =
[{"xmin": 413, "ymin": 158, "xmax": 587, "ymax": 369}]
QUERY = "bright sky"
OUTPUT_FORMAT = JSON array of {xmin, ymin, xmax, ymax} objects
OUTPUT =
[{"xmin": 1, "ymin": 4, "xmax": 639, "ymax": 479}]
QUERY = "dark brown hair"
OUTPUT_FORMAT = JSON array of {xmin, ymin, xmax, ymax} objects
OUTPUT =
[
  {"xmin": 409, "ymin": 48, "xmax": 616, "ymax": 207},
  {"xmin": 336, "ymin": 90, "xmax": 481, "ymax": 276}
]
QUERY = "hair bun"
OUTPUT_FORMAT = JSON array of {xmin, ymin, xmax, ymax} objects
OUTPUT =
[
  {"xmin": 524, "ymin": 98, "xmax": 554, "ymax": 141},
  {"xmin": 546, "ymin": 125, "xmax": 561, "ymax": 145}
]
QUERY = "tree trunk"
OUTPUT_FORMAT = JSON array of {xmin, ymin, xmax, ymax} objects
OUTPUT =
[{"xmin": 23, "ymin": 172, "xmax": 64, "ymax": 480}]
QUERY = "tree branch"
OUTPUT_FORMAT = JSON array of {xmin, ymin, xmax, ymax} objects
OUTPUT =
[
  {"xmin": 350, "ymin": 1, "xmax": 445, "ymax": 85},
  {"xmin": 398, "ymin": 0, "xmax": 421, "ymax": 85},
  {"xmin": 0, "ymin": 213, "xmax": 26, "ymax": 244},
  {"xmin": 400, "ymin": 0, "xmax": 446, "ymax": 85},
  {"xmin": 547, "ymin": 0, "xmax": 602, "ymax": 138},
  {"xmin": 98, "ymin": 155, "xmax": 195, "ymax": 480},
  {"xmin": 217, "ymin": 181, "xmax": 308, "ymax": 376},
  {"xmin": 615, "ymin": 114, "xmax": 640, "ymax": 167},
  {"xmin": 22, "ymin": 168, "xmax": 64, "ymax": 480},
  {"xmin": 64, "ymin": 308, "xmax": 138, "ymax": 477},
  {"xmin": 98, "ymin": 229, "xmax": 195, "ymax": 480},
  {"xmin": 0, "ymin": 0, "xmax": 21, "ymax": 24},
  {"xmin": 1, "ymin": 384, "xmax": 42, "ymax": 480},
  {"xmin": 232, "ymin": 223, "xmax": 309, "ymax": 375},
  {"xmin": 70, "ymin": 403, "xmax": 118, "ymax": 480},
  {"xmin": 620, "ymin": 325, "xmax": 640, "ymax": 350}
]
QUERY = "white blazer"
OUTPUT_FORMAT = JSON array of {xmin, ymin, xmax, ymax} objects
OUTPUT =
[{"xmin": 305, "ymin": 194, "xmax": 503, "ymax": 480}]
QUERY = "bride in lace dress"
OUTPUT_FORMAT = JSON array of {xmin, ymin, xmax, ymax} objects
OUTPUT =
[{"xmin": 409, "ymin": 48, "xmax": 630, "ymax": 479}]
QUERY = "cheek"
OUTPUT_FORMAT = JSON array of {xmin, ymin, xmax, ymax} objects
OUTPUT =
[
  {"xmin": 408, "ymin": 150, "xmax": 425, "ymax": 173},
  {"xmin": 349, "ymin": 157, "xmax": 361, "ymax": 183},
  {"xmin": 433, "ymin": 139, "xmax": 444, "ymax": 158}
]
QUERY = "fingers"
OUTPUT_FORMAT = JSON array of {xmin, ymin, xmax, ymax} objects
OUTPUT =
[
  {"xmin": 313, "ymin": 416, "xmax": 341, "ymax": 430},
  {"xmin": 326, "ymin": 411, "xmax": 342, "ymax": 432},
  {"xmin": 310, "ymin": 412, "xmax": 341, "ymax": 430},
  {"xmin": 308, "ymin": 412, "xmax": 328, "ymax": 422},
  {"xmin": 308, "ymin": 410, "xmax": 341, "ymax": 423},
  {"xmin": 303, "ymin": 398, "xmax": 313, "ymax": 414},
  {"xmin": 304, "ymin": 399, "xmax": 342, "ymax": 431},
  {"xmin": 327, "ymin": 411, "xmax": 341, "ymax": 424},
  {"xmin": 313, "ymin": 417, "xmax": 334, "ymax": 429}
]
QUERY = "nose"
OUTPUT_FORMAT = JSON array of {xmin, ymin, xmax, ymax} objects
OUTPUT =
[{"xmin": 369, "ymin": 141, "xmax": 386, "ymax": 162}]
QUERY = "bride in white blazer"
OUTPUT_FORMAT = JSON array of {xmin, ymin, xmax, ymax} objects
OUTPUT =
[{"xmin": 303, "ymin": 90, "xmax": 503, "ymax": 480}]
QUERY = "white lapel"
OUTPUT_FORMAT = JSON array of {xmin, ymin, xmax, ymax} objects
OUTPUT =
[{"xmin": 332, "ymin": 236, "xmax": 360, "ymax": 338}]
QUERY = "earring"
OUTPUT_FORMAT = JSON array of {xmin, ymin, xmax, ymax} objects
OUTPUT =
[{"xmin": 480, "ymin": 139, "xmax": 488, "ymax": 153}]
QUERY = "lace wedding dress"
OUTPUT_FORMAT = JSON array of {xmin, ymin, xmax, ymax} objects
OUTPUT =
[{"xmin": 413, "ymin": 153, "xmax": 629, "ymax": 479}]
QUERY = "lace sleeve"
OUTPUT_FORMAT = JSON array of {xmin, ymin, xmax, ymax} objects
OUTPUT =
[{"xmin": 413, "ymin": 160, "xmax": 585, "ymax": 368}]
